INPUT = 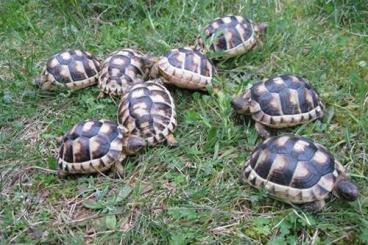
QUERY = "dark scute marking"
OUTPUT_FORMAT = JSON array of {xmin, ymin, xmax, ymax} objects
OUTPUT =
[
  {"xmin": 81, "ymin": 120, "xmax": 102, "ymax": 138},
  {"xmin": 82, "ymin": 56, "xmax": 98, "ymax": 77},
  {"xmin": 47, "ymin": 65, "xmax": 71, "ymax": 84},
  {"xmin": 167, "ymin": 51, "xmax": 183, "ymax": 69},
  {"xmin": 268, "ymin": 135, "xmax": 298, "ymax": 154},
  {"xmin": 151, "ymin": 89, "xmax": 171, "ymax": 102},
  {"xmin": 200, "ymin": 55, "xmax": 210, "ymax": 76},
  {"xmin": 310, "ymin": 148, "xmax": 335, "ymax": 176},
  {"xmin": 240, "ymin": 22, "xmax": 253, "ymax": 41},
  {"xmin": 297, "ymin": 87, "xmax": 312, "ymax": 113},
  {"xmin": 129, "ymin": 94, "xmax": 153, "ymax": 114},
  {"xmin": 55, "ymin": 52, "xmax": 72, "ymax": 65},
  {"xmin": 153, "ymin": 114, "xmax": 171, "ymax": 126},
  {"xmin": 102, "ymin": 121, "xmax": 119, "ymax": 142},
  {"xmin": 280, "ymin": 75, "xmax": 303, "ymax": 90},
  {"xmin": 250, "ymin": 177, "xmax": 257, "ymax": 186},
  {"xmin": 249, "ymin": 155, "xmax": 260, "ymax": 169},
  {"xmin": 64, "ymin": 164, "xmax": 69, "ymax": 172},
  {"xmin": 229, "ymin": 26, "xmax": 243, "ymax": 48},
  {"xmin": 68, "ymin": 60, "xmax": 87, "ymax": 81},
  {"xmin": 254, "ymin": 151, "xmax": 276, "ymax": 179},
  {"xmin": 268, "ymin": 154, "xmax": 298, "ymax": 186},
  {"xmin": 93, "ymin": 59, "xmax": 101, "ymax": 72},
  {"xmin": 108, "ymin": 55, "xmax": 130, "ymax": 77},
  {"xmin": 154, "ymin": 120, "xmax": 168, "ymax": 132},
  {"xmin": 292, "ymin": 140, "xmax": 317, "ymax": 161},
  {"xmin": 250, "ymin": 82, "xmax": 265, "ymax": 102},
  {"xmin": 62, "ymin": 140, "xmax": 74, "ymax": 162},
  {"xmin": 291, "ymin": 161, "xmax": 321, "ymax": 188},
  {"xmin": 264, "ymin": 78, "xmax": 287, "ymax": 93},
  {"xmin": 136, "ymin": 114, "xmax": 154, "ymax": 129},
  {"xmin": 184, "ymin": 50, "xmax": 195, "ymax": 72},
  {"xmin": 278, "ymin": 89, "xmax": 299, "ymax": 115},
  {"xmin": 257, "ymin": 92, "xmax": 281, "ymax": 116},
  {"xmin": 178, "ymin": 47, "xmax": 193, "ymax": 54},
  {"xmin": 91, "ymin": 134, "xmax": 111, "ymax": 159},
  {"xmin": 58, "ymin": 144, "xmax": 64, "ymax": 159},
  {"xmin": 310, "ymin": 90, "xmax": 319, "ymax": 108},
  {"xmin": 215, "ymin": 35, "xmax": 228, "ymax": 51},
  {"xmin": 244, "ymin": 170, "xmax": 251, "ymax": 180},
  {"xmin": 152, "ymin": 102, "xmax": 173, "ymax": 118},
  {"xmin": 74, "ymin": 136, "xmax": 90, "ymax": 162}
]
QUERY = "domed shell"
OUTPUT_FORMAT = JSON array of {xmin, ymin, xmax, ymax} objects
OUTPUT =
[
  {"xmin": 198, "ymin": 16, "xmax": 260, "ymax": 57},
  {"xmin": 156, "ymin": 47, "xmax": 214, "ymax": 91},
  {"xmin": 39, "ymin": 49, "xmax": 101, "ymax": 91},
  {"xmin": 57, "ymin": 119, "xmax": 124, "ymax": 175},
  {"xmin": 98, "ymin": 49, "xmax": 146, "ymax": 96},
  {"xmin": 242, "ymin": 135, "xmax": 340, "ymax": 203},
  {"xmin": 117, "ymin": 80, "xmax": 176, "ymax": 145},
  {"xmin": 249, "ymin": 75, "xmax": 324, "ymax": 127}
]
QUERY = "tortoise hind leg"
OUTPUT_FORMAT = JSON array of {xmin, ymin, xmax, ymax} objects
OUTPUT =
[
  {"xmin": 97, "ymin": 91, "xmax": 105, "ymax": 99},
  {"xmin": 303, "ymin": 199, "xmax": 326, "ymax": 212},
  {"xmin": 255, "ymin": 122, "xmax": 271, "ymax": 138},
  {"xmin": 165, "ymin": 133, "xmax": 177, "ymax": 147}
]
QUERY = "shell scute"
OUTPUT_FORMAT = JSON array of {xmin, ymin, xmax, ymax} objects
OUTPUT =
[
  {"xmin": 118, "ymin": 80, "xmax": 176, "ymax": 145},
  {"xmin": 57, "ymin": 119, "xmax": 125, "ymax": 175},
  {"xmin": 243, "ymin": 135, "xmax": 340, "ymax": 196}
]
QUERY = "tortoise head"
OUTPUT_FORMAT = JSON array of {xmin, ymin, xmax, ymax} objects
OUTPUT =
[
  {"xmin": 334, "ymin": 178, "xmax": 359, "ymax": 201},
  {"xmin": 254, "ymin": 22, "xmax": 267, "ymax": 37},
  {"xmin": 231, "ymin": 90, "xmax": 251, "ymax": 115},
  {"xmin": 123, "ymin": 135, "xmax": 146, "ymax": 155}
]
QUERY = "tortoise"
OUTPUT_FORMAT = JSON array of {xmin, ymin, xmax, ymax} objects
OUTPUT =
[
  {"xmin": 117, "ymin": 79, "xmax": 177, "ymax": 146},
  {"xmin": 231, "ymin": 75, "xmax": 325, "ymax": 138},
  {"xmin": 98, "ymin": 48, "xmax": 147, "ymax": 97},
  {"xmin": 241, "ymin": 134, "xmax": 359, "ymax": 211},
  {"xmin": 35, "ymin": 49, "xmax": 101, "ymax": 91},
  {"xmin": 57, "ymin": 119, "xmax": 145, "ymax": 176},
  {"xmin": 196, "ymin": 15, "xmax": 267, "ymax": 58},
  {"xmin": 149, "ymin": 47, "xmax": 215, "ymax": 91}
]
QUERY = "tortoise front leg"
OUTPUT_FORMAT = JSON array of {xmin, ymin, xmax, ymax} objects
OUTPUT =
[
  {"xmin": 166, "ymin": 133, "xmax": 177, "ymax": 147},
  {"xmin": 112, "ymin": 154, "xmax": 127, "ymax": 177},
  {"xmin": 255, "ymin": 122, "xmax": 271, "ymax": 138},
  {"xmin": 303, "ymin": 199, "xmax": 326, "ymax": 212}
]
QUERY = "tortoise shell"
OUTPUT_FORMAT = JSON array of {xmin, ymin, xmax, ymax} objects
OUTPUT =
[
  {"xmin": 57, "ymin": 119, "xmax": 124, "ymax": 175},
  {"xmin": 197, "ymin": 16, "xmax": 263, "ymax": 58},
  {"xmin": 154, "ymin": 47, "xmax": 214, "ymax": 91},
  {"xmin": 248, "ymin": 75, "xmax": 324, "ymax": 128},
  {"xmin": 98, "ymin": 49, "xmax": 146, "ymax": 96},
  {"xmin": 38, "ymin": 49, "xmax": 101, "ymax": 90},
  {"xmin": 242, "ymin": 135, "xmax": 341, "ymax": 203},
  {"xmin": 117, "ymin": 80, "xmax": 176, "ymax": 145}
]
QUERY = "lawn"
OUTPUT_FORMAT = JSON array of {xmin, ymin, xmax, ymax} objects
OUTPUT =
[{"xmin": 0, "ymin": 0, "xmax": 367, "ymax": 244}]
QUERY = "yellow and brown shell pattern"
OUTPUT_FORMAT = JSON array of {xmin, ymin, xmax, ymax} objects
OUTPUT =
[
  {"xmin": 157, "ymin": 47, "xmax": 214, "ymax": 91},
  {"xmin": 57, "ymin": 119, "xmax": 124, "ymax": 176},
  {"xmin": 118, "ymin": 80, "xmax": 176, "ymax": 145},
  {"xmin": 198, "ymin": 16, "xmax": 257, "ymax": 57},
  {"xmin": 39, "ymin": 49, "xmax": 101, "ymax": 90},
  {"xmin": 241, "ymin": 135, "xmax": 340, "ymax": 203},
  {"xmin": 249, "ymin": 75, "xmax": 324, "ymax": 128},
  {"xmin": 98, "ymin": 49, "xmax": 146, "ymax": 96}
]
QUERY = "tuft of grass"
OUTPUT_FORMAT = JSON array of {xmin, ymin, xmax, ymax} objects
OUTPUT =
[{"xmin": 1, "ymin": 0, "xmax": 367, "ymax": 244}]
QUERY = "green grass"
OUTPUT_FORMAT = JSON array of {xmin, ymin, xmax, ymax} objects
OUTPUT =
[{"xmin": 1, "ymin": 0, "xmax": 367, "ymax": 244}]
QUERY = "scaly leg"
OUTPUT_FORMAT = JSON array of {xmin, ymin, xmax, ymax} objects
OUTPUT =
[
  {"xmin": 165, "ymin": 133, "xmax": 177, "ymax": 147},
  {"xmin": 303, "ymin": 199, "xmax": 326, "ymax": 212},
  {"xmin": 255, "ymin": 122, "xmax": 270, "ymax": 138}
]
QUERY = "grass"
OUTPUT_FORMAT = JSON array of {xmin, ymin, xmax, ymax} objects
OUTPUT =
[{"xmin": 0, "ymin": 0, "xmax": 367, "ymax": 244}]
